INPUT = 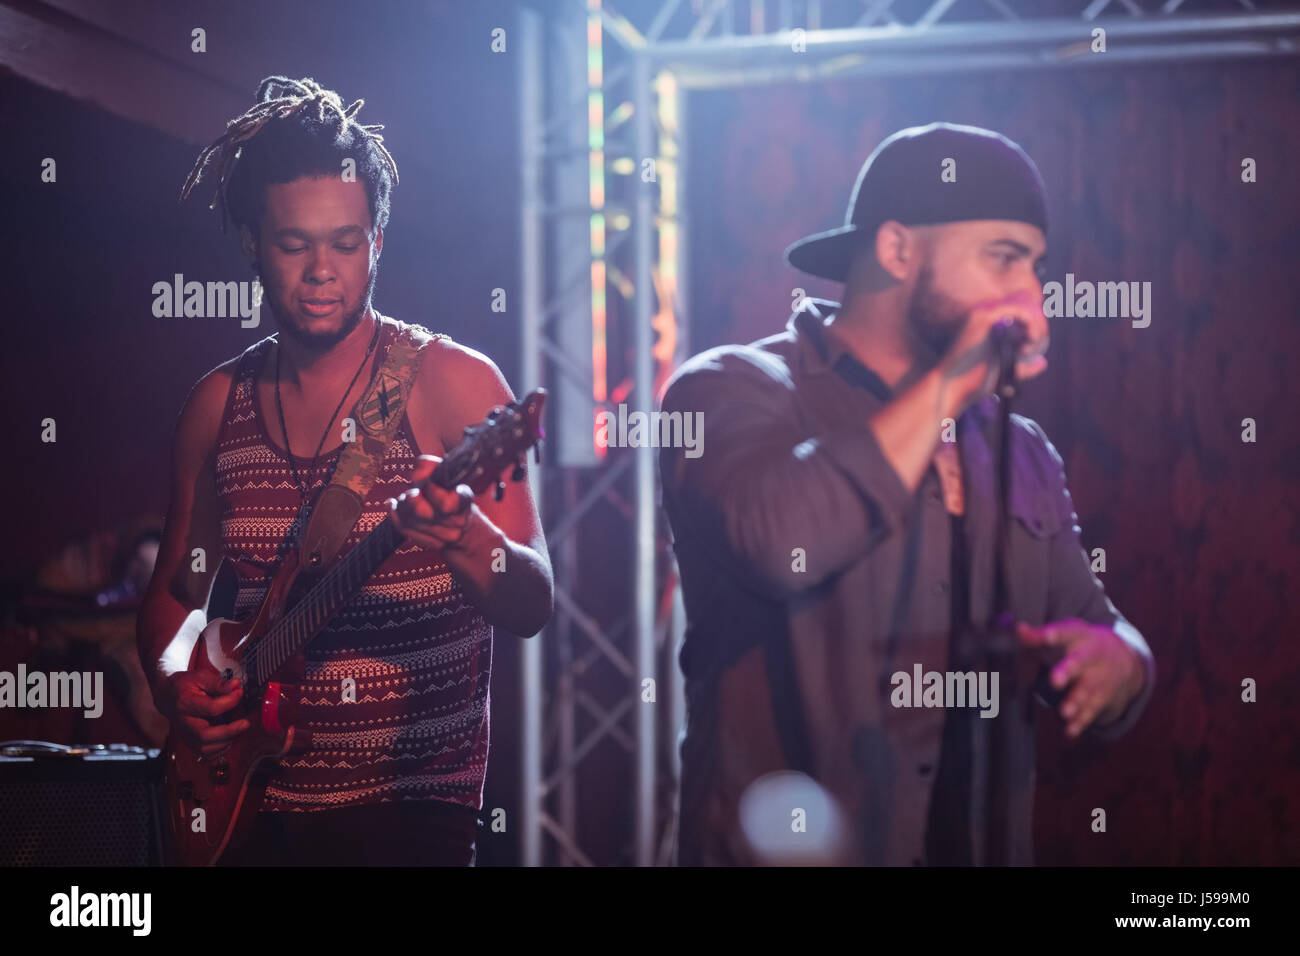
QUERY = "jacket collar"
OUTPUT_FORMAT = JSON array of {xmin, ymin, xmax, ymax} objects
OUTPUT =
[{"xmin": 789, "ymin": 298, "xmax": 893, "ymax": 403}]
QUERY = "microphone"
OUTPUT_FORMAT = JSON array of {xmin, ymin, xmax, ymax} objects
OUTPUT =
[
  {"xmin": 989, "ymin": 318, "xmax": 1029, "ymax": 398},
  {"xmin": 989, "ymin": 316, "xmax": 1028, "ymax": 353}
]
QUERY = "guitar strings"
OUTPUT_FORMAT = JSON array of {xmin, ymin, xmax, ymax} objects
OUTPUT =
[
  {"xmin": 247, "ymin": 517, "xmax": 398, "ymax": 689},
  {"xmin": 241, "ymin": 411, "xmax": 525, "ymax": 693}
]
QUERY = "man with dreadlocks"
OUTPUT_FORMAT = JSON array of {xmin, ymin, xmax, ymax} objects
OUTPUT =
[{"xmin": 138, "ymin": 77, "xmax": 553, "ymax": 866}]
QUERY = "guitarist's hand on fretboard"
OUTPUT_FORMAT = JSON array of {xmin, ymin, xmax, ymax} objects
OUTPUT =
[
  {"xmin": 388, "ymin": 454, "xmax": 474, "ymax": 551},
  {"xmin": 387, "ymin": 454, "xmax": 523, "ymax": 552}
]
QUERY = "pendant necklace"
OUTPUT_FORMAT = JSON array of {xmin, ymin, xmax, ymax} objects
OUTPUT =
[{"xmin": 274, "ymin": 316, "xmax": 382, "ymax": 505}]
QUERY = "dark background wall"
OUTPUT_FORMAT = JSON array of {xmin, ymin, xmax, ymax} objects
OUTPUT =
[{"xmin": 686, "ymin": 61, "xmax": 1300, "ymax": 864}]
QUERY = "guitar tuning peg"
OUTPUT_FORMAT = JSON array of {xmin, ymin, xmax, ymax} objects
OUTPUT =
[
  {"xmin": 494, "ymin": 481, "xmax": 506, "ymax": 502},
  {"xmin": 533, "ymin": 444, "xmax": 542, "ymax": 464},
  {"xmin": 511, "ymin": 463, "xmax": 525, "ymax": 482}
]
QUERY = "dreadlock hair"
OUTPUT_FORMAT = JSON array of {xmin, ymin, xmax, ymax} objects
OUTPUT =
[{"xmin": 180, "ymin": 76, "xmax": 399, "ymax": 238}]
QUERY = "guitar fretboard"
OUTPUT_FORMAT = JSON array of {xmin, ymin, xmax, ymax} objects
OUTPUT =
[
  {"xmin": 246, "ymin": 516, "xmax": 404, "ymax": 689},
  {"xmin": 238, "ymin": 388, "xmax": 543, "ymax": 693}
]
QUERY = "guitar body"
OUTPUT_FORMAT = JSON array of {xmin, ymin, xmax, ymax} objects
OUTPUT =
[{"xmin": 163, "ymin": 552, "xmax": 315, "ymax": 867}]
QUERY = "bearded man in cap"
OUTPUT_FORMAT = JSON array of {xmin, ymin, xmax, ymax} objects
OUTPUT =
[{"xmin": 659, "ymin": 122, "xmax": 1155, "ymax": 867}]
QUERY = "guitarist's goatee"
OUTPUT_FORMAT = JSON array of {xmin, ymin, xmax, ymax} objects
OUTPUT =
[{"xmin": 266, "ymin": 266, "xmax": 379, "ymax": 352}]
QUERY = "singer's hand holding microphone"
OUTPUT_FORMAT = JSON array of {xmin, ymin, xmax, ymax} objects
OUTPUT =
[{"xmin": 939, "ymin": 290, "xmax": 1049, "ymax": 413}]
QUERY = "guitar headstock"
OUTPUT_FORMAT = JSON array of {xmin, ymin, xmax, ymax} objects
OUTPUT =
[{"xmin": 433, "ymin": 389, "xmax": 546, "ymax": 501}]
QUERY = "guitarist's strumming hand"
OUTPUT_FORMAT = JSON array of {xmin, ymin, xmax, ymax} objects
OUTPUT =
[{"xmin": 155, "ymin": 667, "xmax": 250, "ymax": 757}]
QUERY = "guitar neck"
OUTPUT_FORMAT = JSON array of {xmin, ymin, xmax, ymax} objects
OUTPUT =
[
  {"xmin": 241, "ymin": 385, "xmax": 546, "ymax": 692},
  {"xmin": 247, "ymin": 465, "xmax": 458, "ymax": 689}
]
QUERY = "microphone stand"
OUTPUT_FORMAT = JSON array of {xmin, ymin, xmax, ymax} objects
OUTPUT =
[{"xmin": 982, "ymin": 321, "xmax": 1026, "ymax": 866}]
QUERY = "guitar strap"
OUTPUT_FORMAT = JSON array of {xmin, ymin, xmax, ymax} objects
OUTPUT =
[{"xmin": 295, "ymin": 318, "xmax": 445, "ymax": 571}]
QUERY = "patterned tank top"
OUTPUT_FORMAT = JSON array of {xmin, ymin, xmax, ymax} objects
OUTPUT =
[{"xmin": 213, "ymin": 317, "xmax": 492, "ymax": 813}]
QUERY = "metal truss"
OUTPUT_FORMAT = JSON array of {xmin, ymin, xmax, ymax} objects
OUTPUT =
[
  {"xmin": 518, "ymin": 0, "xmax": 688, "ymax": 868},
  {"xmin": 517, "ymin": 0, "xmax": 1300, "ymax": 867},
  {"xmin": 617, "ymin": 0, "xmax": 1300, "ymax": 87}
]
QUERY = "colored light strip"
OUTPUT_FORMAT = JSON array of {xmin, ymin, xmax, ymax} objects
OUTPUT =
[
  {"xmin": 588, "ymin": 0, "xmax": 608, "ymax": 458},
  {"xmin": 653, "ymin": 71, "xmax": 679, "ymax": 388}
]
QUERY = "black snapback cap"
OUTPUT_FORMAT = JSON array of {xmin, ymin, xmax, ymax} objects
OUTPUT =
[{"xmin": 785, "ymin": 122, "xmax": 1048, "ymax": 283}]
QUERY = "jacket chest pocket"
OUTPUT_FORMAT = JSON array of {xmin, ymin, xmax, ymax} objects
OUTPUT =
[{"xmin": 1005, "ymin": 483, "xmax": 1064, "ymax": 626}]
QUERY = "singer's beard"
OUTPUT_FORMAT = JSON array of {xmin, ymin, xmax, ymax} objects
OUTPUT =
[{"xmin": 906, "ymin": 262, "xmax": 969, "ymax": 365}]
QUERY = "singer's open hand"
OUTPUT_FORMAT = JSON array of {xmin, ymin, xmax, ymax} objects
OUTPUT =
[{"xmin": 1015, "ymin": 618, "xmax": 1144, "ymax": 739}]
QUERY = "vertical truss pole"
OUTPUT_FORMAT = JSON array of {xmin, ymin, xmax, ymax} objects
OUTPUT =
[
  {"xmin": 632, "ymin": 49, "xmax": 658, "ymax": 867},
  {"xmin": 666, "ymin": 73, "xmax": 688, "ymax": 837},
  {"xmin": 557, "ymin": 477, "xmax": 578, "ymax": 864},
  {"xmin": 517, "ymin": 2, "xmax": 544, "ymax": 868}
]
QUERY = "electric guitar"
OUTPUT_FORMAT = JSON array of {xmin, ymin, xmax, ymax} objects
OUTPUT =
[{"xmin": 163, "ymin": 389, "xmax": 546, "ymax": 866}]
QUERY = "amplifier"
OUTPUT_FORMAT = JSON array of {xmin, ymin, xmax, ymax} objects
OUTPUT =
[{"xmin": 0, "ymin": 741, "xmax": 164, "ymax": 866}]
